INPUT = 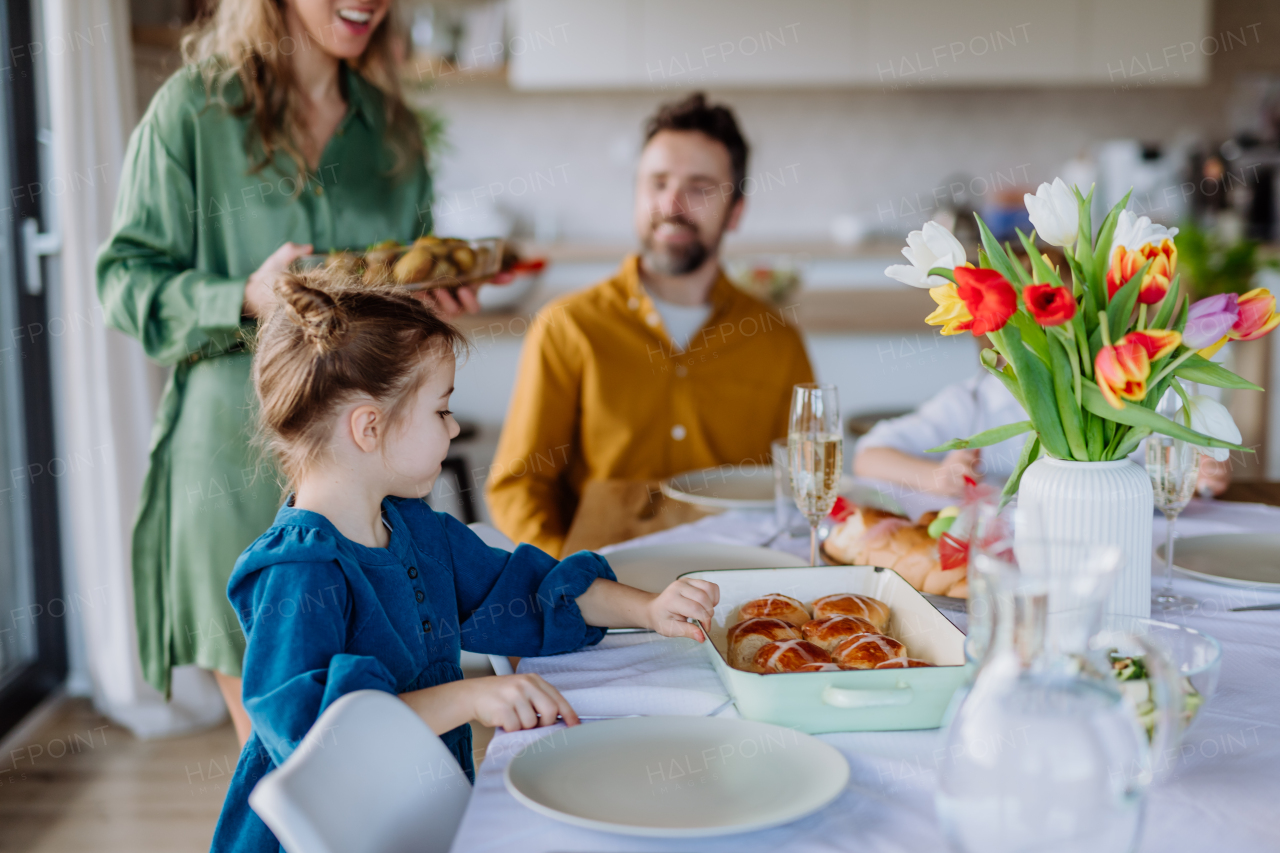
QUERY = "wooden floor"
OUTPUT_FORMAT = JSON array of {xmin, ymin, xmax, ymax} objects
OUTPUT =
[{"xmin": 0, "ymin": 697, "xmax": 496, "ymax": 852}]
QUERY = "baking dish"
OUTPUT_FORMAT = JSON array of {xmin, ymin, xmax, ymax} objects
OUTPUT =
[{"xmin": 685, "ymin": 565, "xmax": 971, "ymax": 733}]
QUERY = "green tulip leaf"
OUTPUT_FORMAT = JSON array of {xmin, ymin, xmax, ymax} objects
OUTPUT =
[
  {"xmin": 1107, "ymin": 259, "xmax": 1149, "ymax": 341},
  {"xmin": 1047, "ymin": 332, "xmax": 1089, "ymax": 459},
  {"xmin": 1091, "ymin": 189, "xmax": 1133, "ymax": 286},
  {"xmin": 926, "ymin": 266, "xmax": 956, "ymax": 284},
  {"xmin": 1000, "ymin": 433, "xmax": 1041, "ymax": 509},
  {"xmin": 982, "ymin": 361, "xmax": 1027, "ymax": 410},
  {"xmin": 1081, "ymin": 382, "xmax": 1250, "ymax": 451},
  {"xmin": 975, "ymin": 214, "xmax": 1023, "ymax": 284},
  {"xmin": 1111, "ymin": 426, "xmax": 1152, "ymax": 461},
  {"xmin": 1174, "ymin": 353, "xmax": 1265, "ymax": 391},
  {"xmin": 998, "ymin": 324, "xmax": 1072, "ymax": 459},
  {"xmin": 1016, "ymin": 228, "xmax": 1065, "ymax": 288},
  {"xmin": 927, "ymin": 420, "xmax": 1034, "ymax": 452},
  {"xmin": 1151, "ymin": 274, "xmax": 1179, "ymax": 329}
]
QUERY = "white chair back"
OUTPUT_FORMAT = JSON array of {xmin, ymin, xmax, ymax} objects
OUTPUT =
[{"xmin": 249, "ymin": 690, "xmax": 471, "ymax": 853}]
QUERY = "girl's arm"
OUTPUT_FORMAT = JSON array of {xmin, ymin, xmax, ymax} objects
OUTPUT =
[
  {"xmin": 854, "ymin": 446, "xmax": 980, "ymax": 498},
  {"xmin": 574, "ymin": 577, "xmax": 719, "ymax": 643},
  {"xmin": 401, "ymin": 672, "xmax": 579, "ymax": 734}
]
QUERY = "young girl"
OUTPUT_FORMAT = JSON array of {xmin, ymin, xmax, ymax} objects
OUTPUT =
[{"xmin": 210, "ymin": 273, "xmax": 719, "ymax": 851}]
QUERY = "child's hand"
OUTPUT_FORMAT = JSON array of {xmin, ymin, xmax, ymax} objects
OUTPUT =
[
  {"xmin": 646, "ymin": 579, "xmax": 720, "ymax": 642},
  {"xmin": 467, "ymin": 673, "xmax": 579, "ymax": 732}
]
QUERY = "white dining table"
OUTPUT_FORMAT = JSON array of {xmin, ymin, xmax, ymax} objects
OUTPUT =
[{"xmin": 449, "ymin": 496, "xmax": 1280, "ymax": 853}]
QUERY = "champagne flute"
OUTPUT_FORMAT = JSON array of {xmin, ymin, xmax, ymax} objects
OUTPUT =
[
  {"xmin": 1146, "ymin": 435, "xmax": 1199, "ymax": 611},
  {"xmin": 788, "ymin": 383, "xmax": 842, "ymax": 566}
]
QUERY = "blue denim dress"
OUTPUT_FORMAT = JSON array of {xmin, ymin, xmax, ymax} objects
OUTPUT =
[{"xmin": 209, "ymin": 497, "xmax": 614, "ymax": 852}]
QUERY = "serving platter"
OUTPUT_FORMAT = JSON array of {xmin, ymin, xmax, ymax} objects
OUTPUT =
[
  {"xmin": 293, "ymin": 236, "xmax": 504, "ymax": 292},
  {"xmin": 1158, "ymin": 532, "xmax": 1280, "ymax": 589},
  {"xmin": 504, "ymin": 716, "xmax": 848, "ymax": 837},
  {"xmin": 687, "ymin": 565, "xmax": 970, "ymax": 733}
]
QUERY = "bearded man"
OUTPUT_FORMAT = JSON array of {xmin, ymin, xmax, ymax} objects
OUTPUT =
[{"xmin": 486, "ymin": 93, "xmax": 814, "ymax": 555}]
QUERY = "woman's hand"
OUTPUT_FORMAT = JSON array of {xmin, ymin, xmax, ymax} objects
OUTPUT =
[
  {"xmin": 466, "ymin": 673, "xmax": 579, "ymax": 732},
  {"xmin": 645, "ymin": 578, "xmax": 720, "ymax": 643},
  {"xmin": 414, "ymin": 283, "xmax": 482, "ymax": 317},
  {"xmin": 243, "ymin": 241, "xmax": 313, "ymax": 318},
  {"xmin": 1196, "ymin": 454, "xmax": 1231, "ymax": 497}
]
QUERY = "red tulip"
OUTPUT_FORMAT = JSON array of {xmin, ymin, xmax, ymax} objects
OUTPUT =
[
  {"xmin": 1122, "ymin": 329, "xmax": 1181, "ymax": 361},
  {"xmin": 954, "ymin": 267, "xmax": 1017, "ymax": 336},
  {"xmin": 1095, "ymin": 340, "xmax": 1151, "ymax": 409},
  {"xmin": 1106, "ymin": 239, "xmax": 1177, "ymax": 305},
  {"xmin": 1231, "ymin": 288, "xmax": 1280, "ymax": 342},
  {"xmin": 1022, "ymin": 283, "xmax": 1076, "ymax": 326}
]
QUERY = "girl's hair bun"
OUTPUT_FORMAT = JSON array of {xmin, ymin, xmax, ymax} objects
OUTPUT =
[{"xmin": 274, "ymin": 274, "xmax": 348, "ymax": 353}]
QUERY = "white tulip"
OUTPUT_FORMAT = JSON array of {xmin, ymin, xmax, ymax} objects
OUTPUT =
[
  {"xmin": 884, "ymin": 221, "xmax": 967, "ymax": 288},
  {"xmin": 1023, "ymin": 178, "xmax": 1079, "ymax": 247},
  {"xmin": 1112, "ymin": 209, "xmax": 1179, "ymax": 252},
  {"xmin": 1177, "ymin": 395, "xmax": 1240, "ymax": 462}
]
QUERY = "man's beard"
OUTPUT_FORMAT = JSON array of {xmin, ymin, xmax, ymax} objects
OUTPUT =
[{"xmin": 641, "ymin": 215, "xmax": 716, "ymax": 276}]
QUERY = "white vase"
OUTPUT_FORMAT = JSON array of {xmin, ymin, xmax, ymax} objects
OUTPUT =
[{"xmin": 1015, "ymin": 458, "xmax": 1153, "ymax": 618}]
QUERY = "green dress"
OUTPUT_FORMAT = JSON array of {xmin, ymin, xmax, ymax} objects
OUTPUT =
[{"xmin": 96, "ymin": 63, "xmax": 433, "ymax": 696}]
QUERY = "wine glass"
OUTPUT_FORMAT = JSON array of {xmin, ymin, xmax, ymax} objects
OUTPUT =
[
  {"xmin": 788, "ymin": 383, "xmax": 842, "ymax": 566},
  {"xmin": 1146, "ymin": 435, "xmax": 1199, "ymax": 611}
]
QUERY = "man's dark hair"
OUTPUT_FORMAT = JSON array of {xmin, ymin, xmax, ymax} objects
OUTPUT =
[{"xmin": 643, "ymin": 92, "xmax": 749, "ymax": 203}]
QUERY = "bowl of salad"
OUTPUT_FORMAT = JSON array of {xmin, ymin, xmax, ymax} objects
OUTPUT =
[{"xmin": 1095, "ymin": 615, "xmax": 1222, "ymax": 745}]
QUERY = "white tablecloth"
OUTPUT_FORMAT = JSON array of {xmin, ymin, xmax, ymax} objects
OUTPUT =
[{"xmin": 450, "ymin": 497, "xmax": 1280, "ymax": 853}]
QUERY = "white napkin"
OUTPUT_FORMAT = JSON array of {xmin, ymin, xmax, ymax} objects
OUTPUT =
[{"xmin": 519, "ymin": 633, "xmax": 730, "ymax": 702}]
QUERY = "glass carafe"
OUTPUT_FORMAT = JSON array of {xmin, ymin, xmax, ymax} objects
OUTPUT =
[{"xmin": 936, "ymin": 542, "xmax": 1178, "ymax": 853}]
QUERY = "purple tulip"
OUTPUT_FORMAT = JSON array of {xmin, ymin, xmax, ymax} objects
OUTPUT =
[{"xmin": 1183, "ymin": 293, "xmax": 1239, "ymax": 349}]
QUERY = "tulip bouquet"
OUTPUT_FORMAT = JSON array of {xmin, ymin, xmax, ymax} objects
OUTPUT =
[{"xmin": 886, "ymin": 179, "xmax": 1279, "ymax": 502}]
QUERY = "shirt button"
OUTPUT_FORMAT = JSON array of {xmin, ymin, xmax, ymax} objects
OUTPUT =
[
  {"xmin": 627, "ymin": 297, "xmax": 640, "ymax": 310},
  {"xmin": 407, "ymin": 566, "xmax": 418, "ymax": 579},
  {"xmin": 671, "ymin": 424, "xmax": 687, "ymax": 441},
  {"xmin": 415, "ymin": 589, "xmax": 425, "ymax": 603},
  {"xmin": 646, "ymin": 312, "xmax": 661, "ymax": 327},
  {"xmin": 314, "ymin": 185, "xmax": 323, "ymax": 196},
  {"xmin": 422, "ymin": 619, "xmax": 432, "ymax": 634},
  {"xmin": 675, "ymin": 365, "xmax": 688, "ymax": 377}
]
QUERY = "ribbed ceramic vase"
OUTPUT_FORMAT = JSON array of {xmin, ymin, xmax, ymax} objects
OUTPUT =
[{"xmin": 1015, "ymin": 458, "xmax": 1153, "ymax": 618}]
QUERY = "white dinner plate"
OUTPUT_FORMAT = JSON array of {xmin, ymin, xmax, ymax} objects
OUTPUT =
[
  {"xmin": 1158, "ymin": 533, "xmax": 1280, "ymax": 589},
  {"xmin": 661, "ymin": 465, "xmax": 776, "ymax": 509},
  {"xmin": 504, "ymin": 716, "xmax": 849, "ymax": 837},
  {"xmin": 661, "ymin": 467, "xmax": 905, "ymax": 515},
  {"xmin": 603, "ymin": 542, "xmax": 807, "ymax": 593}
]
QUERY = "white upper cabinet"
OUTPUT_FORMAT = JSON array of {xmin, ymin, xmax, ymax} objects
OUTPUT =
[{"xmin": 508, "ymin": 0, "xmax": 1212, "ymax": 90}]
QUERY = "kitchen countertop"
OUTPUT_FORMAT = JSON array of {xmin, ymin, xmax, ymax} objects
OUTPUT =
[
  {"xmin": 454, "ymin": 240, "xmax": 936, "ymax": 336},
  {"xmin": 452, "ymin": 284, "xmax": 935, "ymax": 336}
]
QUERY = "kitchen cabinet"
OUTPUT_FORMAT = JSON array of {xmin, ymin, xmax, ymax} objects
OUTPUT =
[{"xmin": 508, "ymin": 0, "xmax": 1211, "ymax": 89}]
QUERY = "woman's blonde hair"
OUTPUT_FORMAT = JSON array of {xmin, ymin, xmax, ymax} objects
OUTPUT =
[
  {"xmin": 182, "ymin": 0, "xmax": 423, "ymax": 180},
  {"xmin": 253, "ymin": 271, "xmax": 465, "ymax": 488}
]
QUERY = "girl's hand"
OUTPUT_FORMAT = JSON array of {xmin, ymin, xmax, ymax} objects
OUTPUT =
[
  {"xmin": 646, "ymin": 579, "xmax": 720, "ymax": 643},
  {"xmin": 466, "ymin": 673, "xmax": 579, "ymax": 732},
  {"xmin": 244, "ymin": 242, "xmax": 313, "ymax": 318},
  {"xmin": 933, "ymin": 449, "xmax": 981, "ymax": 498}
]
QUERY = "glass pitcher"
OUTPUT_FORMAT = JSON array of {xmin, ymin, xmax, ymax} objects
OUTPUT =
[{"xmin": 935, "ymin": 541, "xmax": 1179, "ymax": 853}]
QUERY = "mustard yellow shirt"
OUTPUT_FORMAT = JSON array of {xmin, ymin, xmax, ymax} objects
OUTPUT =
[{"xmin": 487, "ymin": 255, "xmax": 815, "ymax": 555}]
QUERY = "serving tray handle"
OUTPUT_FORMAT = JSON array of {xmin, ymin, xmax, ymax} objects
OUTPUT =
[{"xmin": 821, "ymin": 682, "xmax": 914, "ymax": 709}]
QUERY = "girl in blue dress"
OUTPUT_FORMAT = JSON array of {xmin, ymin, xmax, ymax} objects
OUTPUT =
[{"xmin": 210, "ymin": 272, "xmax": 720, "ymax": 852}]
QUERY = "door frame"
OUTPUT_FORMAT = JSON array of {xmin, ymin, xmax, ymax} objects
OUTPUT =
[{"xmin": 0, "ymin": 0, "xmax": 67, "ymax": 738}]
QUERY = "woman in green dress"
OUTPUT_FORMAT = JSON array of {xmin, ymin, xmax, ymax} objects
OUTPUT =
[{"xmin": 97, "ymin": 0, "xmax": 477, "ymax": 743}]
